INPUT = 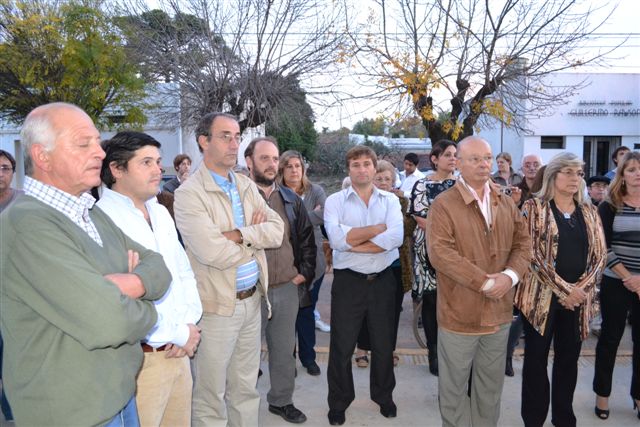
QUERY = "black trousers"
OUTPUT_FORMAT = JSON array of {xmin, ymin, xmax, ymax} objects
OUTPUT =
[
  {"xmin": 421, "ymin": 289, "xmax": 438, "ymax": 360},
  {"xmin": 356, "ymin": 265, "xmax": 404, "ymax": 352},
  {"xmin": 521, "ymin": 298, "xmax": 582, "ymax": 427},
  {"xmin": 327, "ymin": 268, "xmax": 396, "ymax": 411},
  {"xmin": 593, "ymin": 274, "xmax": 640, "ymax": 399}
]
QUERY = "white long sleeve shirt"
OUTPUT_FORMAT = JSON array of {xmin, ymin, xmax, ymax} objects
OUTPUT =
[
  {"xmin": 97, "ymin": 188, "xmax": 202, "ymax": 348},
  {"xmin": 324, "ymin": 186, "xmax": 403, "ymax": 274}
]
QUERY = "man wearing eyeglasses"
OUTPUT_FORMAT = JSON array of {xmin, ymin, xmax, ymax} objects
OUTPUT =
[
  {"xmin": 0, "ymin": 149, "xmax": 22, "ymax": 422},
  {"xmin": 425, "ymin": 136, "xmax": 530, "ymax": 426},
  {"xmin": 0, "ymin": 150, "xmax": 22, "ymax": 213},
  {"xmin": 173, "ymin": 112, "xmax": 285, "ymax": 426}
]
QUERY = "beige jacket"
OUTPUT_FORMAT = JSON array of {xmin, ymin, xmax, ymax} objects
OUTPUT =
[
  {"xmin": 174, "ymin": 164, "xmax": 284, "ymax": 316},
  {"xmin": 426, "ymin": 181, "xmax": 531, "ymax": 334}
]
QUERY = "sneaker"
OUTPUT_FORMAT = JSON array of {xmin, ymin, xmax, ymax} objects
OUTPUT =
[{"xmin": 315, "ymin": 319, "xmax": 330, "ymax": 332}]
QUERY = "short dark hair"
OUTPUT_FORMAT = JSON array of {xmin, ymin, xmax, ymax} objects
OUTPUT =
[
  {"xmin": 0, "ymin": 149, "xmax": 16, "ymax": 171},
  {"xmin": 346, "ymin": 145, "xmax": 377, "ymax": 169},
  {"xmin": 173, "ymin": 154, "xmax": 191, "ymax": 171},
  {"xmin": 195, "ymin": 112, "xmax": 238, "ymax": 153},
  {"xmin": 404, "ymin": 152, "xmax": 419, "ymax": 166},
  {"xmin": 244, "ymin": 136, "xmax": 278, "ymax": 160},
  {"xmin": 612, "ymin": 146, "xmax": 630, "ymax": 165},
  {"xmin": 101, "ymin": 131, "xmax": 161, "ymax": 189},
  {"xmin": 429, "ymin": 140, "xmax": 457, "ymax": 170}
]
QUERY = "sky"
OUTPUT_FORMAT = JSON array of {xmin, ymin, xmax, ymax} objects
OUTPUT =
[{"xmin": 310, "ymin": 0, "xmax": 640, "ymax": 132}]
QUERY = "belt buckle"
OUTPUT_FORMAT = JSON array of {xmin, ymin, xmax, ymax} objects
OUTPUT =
[{"xmin": 366, "ymin": 273, "xmax": 377, "ymax": 282}]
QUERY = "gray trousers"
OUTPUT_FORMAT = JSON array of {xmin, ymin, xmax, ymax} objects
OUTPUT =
[
  {"xmin": 438, "ymin": 324, "xmax": 510, "ymax": 427},
  {"xmin": 262, "ymin": 281, "xmax": 299, "ymax": 406}
]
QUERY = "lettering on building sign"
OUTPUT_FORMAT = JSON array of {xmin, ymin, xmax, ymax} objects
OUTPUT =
[{"xmin": 570, "ymin": 100, "xmax": 638, "ymax": 117}]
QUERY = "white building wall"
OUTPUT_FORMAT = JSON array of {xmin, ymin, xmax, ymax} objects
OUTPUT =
[{"xmin": 479, "ymin": 72, "xmax": 640, "ymax": 173}]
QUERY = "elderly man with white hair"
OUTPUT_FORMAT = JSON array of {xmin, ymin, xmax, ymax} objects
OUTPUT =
[{"xmin": 0, "ymin": 102, "xmax": 171, "ymax": 426}]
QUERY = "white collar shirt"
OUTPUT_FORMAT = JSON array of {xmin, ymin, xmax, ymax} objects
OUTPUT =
[
  {"xmin": 324, "ymin": 185, "xmax": 404, "ymax": 274},
  {"xmin": 458, "ymin": 175, "xmax": 492, "ymax": 227},
  {"xmin": 400, "ymin": 169, "xmax": 426, "ymax": 197},
  {"xmin": 96, "ymin": 188, "xmax": 202, "ymax": 348}
]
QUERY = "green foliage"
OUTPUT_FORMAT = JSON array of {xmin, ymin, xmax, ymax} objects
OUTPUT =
[
  {"xmin": 363, "ymin": 138, "xmax": 391, "ymax": 158},
  {"xmin": 264, "ymin": 79, "xmax": 318, "ymax": 160},
  {"xmin": 311, "ymin": 128, "xmax": 354, "ymax": 176},
  {"xmin": 352, "ymin": 116, "xmax": 385, "ymax": 136},
  {"xmin": 266, "ymin": 112, "xmax": 317, "ymax": 160},
  {"xmin": 0, "ymin": 0, "xmax": 147, "ymax": 127}
]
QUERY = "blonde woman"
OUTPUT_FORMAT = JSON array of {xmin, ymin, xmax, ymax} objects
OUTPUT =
[
  {"xmin": 278, "ymin": 150, "xmax": 328, "ymax": 376},
  {"xmin": 515, "ymin": 152, "xmax": 606, "ymax": 427}
]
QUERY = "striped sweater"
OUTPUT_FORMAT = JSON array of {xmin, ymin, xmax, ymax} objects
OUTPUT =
[{"xmin": 599, "ymin": 201, "xmax": 640, "ymax": 277}]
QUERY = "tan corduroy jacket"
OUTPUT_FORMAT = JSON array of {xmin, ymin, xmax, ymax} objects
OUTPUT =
[
  {"xmin": 174, "ymin": 164, "xmax": 284, "ymax": 316},
  {"xmin": 426, "ymin": 181, "xmax": 531, "ymax": 334}
]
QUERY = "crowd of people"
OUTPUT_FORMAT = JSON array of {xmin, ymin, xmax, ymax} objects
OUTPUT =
[{"xmin": 0, "ymin": 102, "xmax": 639, "ymax": 427}]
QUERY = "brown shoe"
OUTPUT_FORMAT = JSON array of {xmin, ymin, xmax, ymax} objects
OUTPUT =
[{"xmin": 355, "ymin": 355, "xmax": 369, "ymax": 368}]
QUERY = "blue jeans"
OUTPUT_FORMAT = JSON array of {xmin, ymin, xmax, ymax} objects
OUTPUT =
[
  {"xmin": 0, "ymin": 334, "xmax": 13, "ymax": 421},
  {"xmin": 104, "ymin": 396, "xmax": 139, "ymax": 427},
  {"xmin": 296, "ymin": 275, "xmax": 324, "ymax": 366}
]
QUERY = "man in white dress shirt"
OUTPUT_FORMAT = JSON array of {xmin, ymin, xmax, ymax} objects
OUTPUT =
[
  {"xmin": 324, "ymin": 145, "xmax": 404, "ymax": 425},
  {"xmin": 398, "ymin": 152, "xmax": 425, "ymax": 197},
  {"xmin": 97, "ymin": 131, "xmax": 203, "ymax": 426}
]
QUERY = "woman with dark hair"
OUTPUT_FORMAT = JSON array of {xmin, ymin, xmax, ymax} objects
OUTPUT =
[
  {"xmin": 492, "ymin": 152, "xmax": 523, "ymax": 187},
  {"xmin": 278, "ymin": 150, "xmax": 328, "ymax": 376},
  {"xmin": 409, "ymin": 139, "xmax": 457, "ymax": 376},
  {"xmin": 515, "ymin": 152, "xmax": 606, "ymax": 427},
  {"xmin": 593, "ymin": 151, "xmax": 640, "ymax": 420}
]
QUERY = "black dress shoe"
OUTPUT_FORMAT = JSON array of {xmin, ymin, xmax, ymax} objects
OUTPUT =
[
  {"xmin": 327, "ymin": 409, "xmax": 346, "ymax": 425},
  {"xmin": 268, "ymin": 404, "xmax": 307, "ymax": 424},
  {"xmin": 505, "ymin": 358, "xmax": 514, "ymax": 377},
  {"xmin": 380, "ymin": 402, "xmax": 397, "ymax": 418},
  {"xmin": 304, "ymin": 361, "xmax": 321, "ymax": 376}
]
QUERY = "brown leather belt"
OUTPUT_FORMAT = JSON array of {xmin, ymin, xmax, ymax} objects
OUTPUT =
[
  {"xmin": 237, "ymin": 286, "xmax": 257, "ymax": 300},
  {"xmin": 141, "ymin": 343, "xmax": 167, "ymax": 353}
]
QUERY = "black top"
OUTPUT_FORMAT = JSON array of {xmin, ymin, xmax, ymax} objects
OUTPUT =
[{"xmin": 550, "ymin": 200, "xmax": 589, "ymax": 283}]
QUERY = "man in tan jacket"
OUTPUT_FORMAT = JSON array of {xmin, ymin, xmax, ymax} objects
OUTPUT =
[
  {"xmin": 426, "ymin": 136, "xmax": 530, "ymax": 427},
  {"xmin": 174, "ymin": 112, "xmax": 284, "ymax": 426}
]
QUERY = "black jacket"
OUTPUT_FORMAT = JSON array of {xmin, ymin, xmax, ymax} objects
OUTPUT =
[{"xmin": 277, "ymin": 185, "xmax": 317, "ymax": 308}]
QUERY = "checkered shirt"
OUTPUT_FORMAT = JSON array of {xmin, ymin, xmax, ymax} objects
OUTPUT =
[{"xmin": 23, "ymin": 176, "xmax": 103, "ymax": 246}]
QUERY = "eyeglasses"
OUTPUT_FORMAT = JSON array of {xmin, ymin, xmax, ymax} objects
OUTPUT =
[
  {"xmin": 0, "ymin": 166, "xmax": 14, "ymax": 173},
  {"xmin": 459, "ymin": 155, "xmax": 493, "ymax": 165},
  {"xmin": 211, "ymin": 133, "xmax": 241, "ymax": 144},
  {"xmin": 558, "ymin": 170, "xmax": 585, "ymax": 178}
]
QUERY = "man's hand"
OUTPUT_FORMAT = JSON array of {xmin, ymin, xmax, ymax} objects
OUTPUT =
[
  {"xmin": 222, "ymin": 229, "xmax": 243, "ymax": 243},
  {"xmin": 509, "ymin": 186, "xmax": 522, "ymax": 205},
  {"xmin": 127, "ymin": 249, "xmax": 139, "ymax": 273},
  {"xmin": 292, "ymin": 274, "xmax": 306, "ymax": 286},
  {"xmin": 165, "ymin": 324, "xmax": 201, "ymax": 358},
  {"xmin": 414, "ymin": 216, "xmax": 427, "ymax": 231},
  {"xmin": 104, "ymin": 273, "xmax": 145, "ymax": 299},
  {"xmin": 561, "ymin": 287, "xmax": 587, "ymax": 311},
  {"xmin": 252, "ymin": 210, "xmax": 267, "ymax": 225},
  {"xmin": 373, "ymin": 223, "xmax": 387, "ymax": 235},
  {"xmin": 482, "ymin": 273, "xmax": 512, "ymax": 299},
  {"xmin": 164, "ymin": 344, "xmax": 187, "ymax": 358}
]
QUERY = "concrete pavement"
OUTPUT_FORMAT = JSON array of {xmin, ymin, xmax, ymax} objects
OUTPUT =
[{"xmin": 258, "ymin": 272, "xmax": 638, "ymax": 426}]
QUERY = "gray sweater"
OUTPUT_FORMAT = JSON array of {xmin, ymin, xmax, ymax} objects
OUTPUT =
[{"xmin": 0, "ymin": 196, "xmax": 171, "ymax": 426}]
